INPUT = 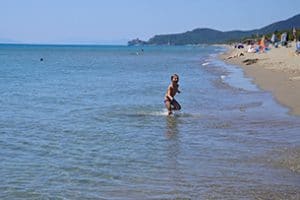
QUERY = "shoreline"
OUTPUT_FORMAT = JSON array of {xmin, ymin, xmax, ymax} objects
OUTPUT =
[{"xmin": 219, "ymin": 44, "xmax": 300, "ymax": 116}]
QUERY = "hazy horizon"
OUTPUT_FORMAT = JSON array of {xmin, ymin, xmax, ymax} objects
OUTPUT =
[{"xmin": 1, "ymin": 0, "xmax": 300, "ymax": 45}]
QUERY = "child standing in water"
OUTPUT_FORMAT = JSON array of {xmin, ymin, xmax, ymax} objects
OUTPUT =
[{"xmin": 164, "ymin": 74, "xmax": 181, "ymax": 115}]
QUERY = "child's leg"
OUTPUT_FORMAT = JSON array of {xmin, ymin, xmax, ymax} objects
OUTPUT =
[
  {"xmin": 165, "ymin": 100, "xmax": 173, "ymax": 115},
  {"xmin": 171, "ymin": 99, "xmax": 181, "ymax": 111}
]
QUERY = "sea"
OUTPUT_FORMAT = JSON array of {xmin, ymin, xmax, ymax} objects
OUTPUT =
[{"xmin": 1, "ymin": 44, "xmax": 300, "ymax": 199}]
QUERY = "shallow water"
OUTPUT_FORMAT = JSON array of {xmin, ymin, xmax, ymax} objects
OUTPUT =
[{"xmin": 0, "ymin": 44, "xmax": 300, "ymax": 199}]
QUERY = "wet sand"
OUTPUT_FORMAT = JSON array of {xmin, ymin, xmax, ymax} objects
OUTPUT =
[
  {"xmin": 220, "ymin": 43, "xmax": 300, "ymax": 116},
  {"xmin": 217, "ymin": 44, "xmax": 300, "ymax": 199}
]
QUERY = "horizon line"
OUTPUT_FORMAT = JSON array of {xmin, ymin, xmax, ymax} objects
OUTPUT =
[{"xmin": 0, "ymin": 42, "xmax": 128, "ymax": 46}]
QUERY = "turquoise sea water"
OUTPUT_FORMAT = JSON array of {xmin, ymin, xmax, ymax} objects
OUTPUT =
[{"xmin": 1, "ymin": 44, "xmax": 300, "ymax": 199}]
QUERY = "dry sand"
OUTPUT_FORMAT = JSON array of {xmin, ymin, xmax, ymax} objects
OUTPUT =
[{"xmin": 220, "ymin": 43, "xmax": 300, "ymax": 116}]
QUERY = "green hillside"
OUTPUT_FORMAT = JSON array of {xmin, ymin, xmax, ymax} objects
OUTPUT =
[{"xmin": 128, "ymin": 14, "xmax": 300, "ymax": 45}]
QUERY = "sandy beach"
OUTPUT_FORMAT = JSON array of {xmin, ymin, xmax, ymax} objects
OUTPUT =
[{"xmin": 220, "ymin": 42, "xmax": 300, "ymax": 116}]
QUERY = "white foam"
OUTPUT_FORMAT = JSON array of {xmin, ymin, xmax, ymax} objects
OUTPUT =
[
  {"xmin": 150, "ymin": 110, "xmax": 169, "ymax": 116},
  {"xmin": 136, "ymin": 109, "xmax": 169, "ymax": 116},
  {"xmin": 202, "ymin": 62, "xmax": 210, "ymax": 66},
  {"xmin": 221, "ymin": 75, "xmax": 226, "ymax": 80},
  {"xmin": 134, "ymin": 109, "xmax": 201, "ymax": 118}
]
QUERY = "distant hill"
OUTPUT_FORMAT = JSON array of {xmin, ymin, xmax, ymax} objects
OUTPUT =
[
  {"xmin": 257, "ymin": 14, "xmax": 300, "ymax": 34},
  {"xmin": 148, "ymin": 28, "xmax": 252, "ymax": 45},
  {"xmin": 127, "ymin": 38, "xmax": 147, "ymax": 46},
  {"xmin": 129, "ymin": 14, "xmax": 300, "ymax": 45}
]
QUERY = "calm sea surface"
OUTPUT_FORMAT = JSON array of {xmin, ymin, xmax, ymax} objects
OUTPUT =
[{"xmin": 1, "ymin": 44, "xmax": 300, "ymax": 199}]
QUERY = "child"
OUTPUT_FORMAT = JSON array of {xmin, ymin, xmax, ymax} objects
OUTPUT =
[{"xmin": 164, "ymin": 74, "xmax": 181, "ymax": 115}]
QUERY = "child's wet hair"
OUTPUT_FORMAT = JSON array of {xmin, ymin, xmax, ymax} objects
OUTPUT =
[{"xmin": 171, "ymin": 74, "xmax": 179, "ymax": 81}]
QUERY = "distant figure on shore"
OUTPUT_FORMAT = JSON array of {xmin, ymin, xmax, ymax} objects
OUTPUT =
[
  {"xmin": 235, "ymin": 43, "xmax": 244, "ymax": 49},
  {"xmin": 271, "ymin": 33, "xmax": 278, "ymax": 47},
  {"xmin": 281, "ymin": 32, "xmax": 287, "ymax": 47},
  {"xmin": 164, "ymin": 74, "xmax": 181, "ymax": 115},
  {"xmin": 227, "ymin": 52, "xmax": 244, "ymax": 59},
  {"xmin": 296, "ymin": 36, "xmax": 300, "ymax": 55},
  {"xmin": 247, "ymin": 44, "xmax": 257, "ymax": 53},
  {"xmin": 271, "ymin": 33, "xmax": 276, "ymax": 44},
  {"xmin": 293, "ymin": 27, "xmax": 297, "ymax": 41},
  {"xmin": 259, "ymin": 35, "xmax": 267, "ymax": 52}
]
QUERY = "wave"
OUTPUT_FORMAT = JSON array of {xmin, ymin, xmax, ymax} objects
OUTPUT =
[
  {"xmin": 133, "ymin": 109, "xmax": 202, "ymax": 118},
  {"xmin": 220, "ymin": 75, "xmax": 226, "ymax": 80},
  {"xmin": 135, "ymin": 109, "xmax": 169, "ymax": 116}
]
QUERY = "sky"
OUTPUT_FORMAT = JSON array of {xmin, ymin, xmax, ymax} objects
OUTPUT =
[{"xmin": 0, "ymin": 0, "xmax": 300, "ymax": 44}]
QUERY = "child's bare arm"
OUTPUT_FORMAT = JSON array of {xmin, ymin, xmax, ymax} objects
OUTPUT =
[{"xmin": 177, "ymin": 84, "xmax": 181, "ymax": 93}]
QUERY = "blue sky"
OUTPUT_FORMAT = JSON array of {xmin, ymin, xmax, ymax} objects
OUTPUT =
[{"xmin": 1, "ymin": 0, "xmax": 299, "ymax": 44}]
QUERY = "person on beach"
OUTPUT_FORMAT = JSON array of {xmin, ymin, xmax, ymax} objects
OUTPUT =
[
  {"xmin": 164, "ymin": 74, "xmax": 181, "ymax": 115},
  {"xmin": 259, "ymin": 35, "xmax": 266, "ymax": 52},
  {"xmin": 227, "ymin": 52, "xmax": 244, "ymax": 59},
  {"xmin": 271, "ymin": 33, "xmax": 278, "ymax": 48},
  {"xmin": 293, "ymin": 27, "xmax": 297, "ymax": 41},
  {"xmin": 296, "ymin": 36, "xmax": 300, "ymax": 55},
  {"xmin": 281, "ymin": 32, "xmax": 287, "ymax": 47}
]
